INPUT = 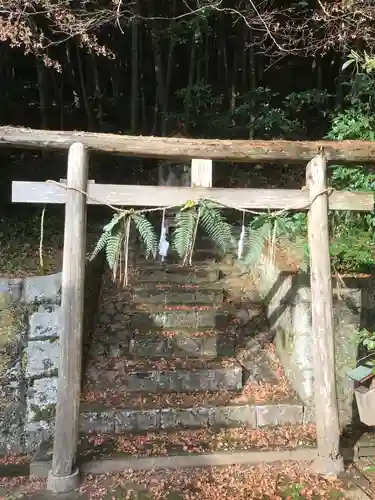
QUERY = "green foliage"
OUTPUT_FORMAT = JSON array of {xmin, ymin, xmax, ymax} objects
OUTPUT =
[
  {"xmin": 357, "ymin": 329, "xmax": 375, "ymax": 352},
  {"xmin": 330, "ymin": 228, "xmax": 375, "ymax": 273},
  {"xmin": 132, "ymin": 214, "xmax": 159, "ymax": 260},
  {"xmin": 172, "ymin": 199, "xmax": 234, "ymax": 265},
  {"xmin": 320, "ymin": 65, "xmax": 375, "ymax": 274},
  {"xmin": 90, "ymin": 210, "xmax": 158, "ymax": 285},
  {"xmin": 172, "ymin": 206, "xmax": 198, "ymax": 265},
  {"xmin": 279, "ymin": 482, "xmax": 305, "ymax": 500},
  {"xmin": 327, "ymin": 108, "xmax": 375, "ymax": 141},
  {"xmin": 243, "ymin": 215, "xmax": 272, "ymax": 267},
  {"xmin": 231, "ymin": 87, "xmax": 331, "ymax": 139},
  {"xmin": 242, "ymin": 212, "xmax": 309, "ymax": 271},
  {"xmin": 199, "ymin": 202, "xmax": 234, "ymax": 253},
  {"xmin": 233, "ymin": 87, "xmax": 301, "ymax": 139},
  {"xmin": 343, "ymin": 50, "xmax": 375, "ymax": 75}
]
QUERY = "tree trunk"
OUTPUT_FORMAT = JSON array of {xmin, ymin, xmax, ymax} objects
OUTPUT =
[
  {"xmin": 130, "ymin": 2, "xmax": 140, "ymax": 133},
  {"xmin": 152, "ymin": 87, "xmax": 159, "ymax": 136},
  {"xmin": 230, "ymin": 53, "xmax": 239, "ymax": 127},
  {"xmin": 66, "ymin": 44, "xmax": 80, "ymax": 110},
  {"xmin": 76, "ymin": 46, "xmax": 95, "ymax": 131},
  {"xmin": 139, "ymin": 28, "xmax": 147, "ymax": 134},
  {"xmin": 91, "ymin": 55, "xmax": 104, "ymax": 130},
  {"xmin": 241, "ymin": 31, "xmax": 248, "ymax": 90},
  {"xmin": 221, "ymin": 30, "xmax": 229, "ymax": 87},
  {"xmin": 184, "ymin": 26, "xmax": 198, "ymax": 133},
  {"xmin": 150, "ymin": 22, "xmax": 166, "ymax": 135},
  {"xmin": 248, "ymin": 30, "xmax": 257, "ymax": 139},
  {"xmin": 161, "ymin": 0, "xmax": 177, "ymax": 136},
  {"xmin": 51, "ymin": 71, "xmax": 64, "ymax": 129},
  {"xmin": 109, "ymin": 59, "xmax": 120, "ymax": 102},
  {"xmin": 36, "ymin": 58, "xmax": 49, "ymax": 129},
  {"xmin": 204, "ymin": 22, "xmax": 209, "ymax": 82}
]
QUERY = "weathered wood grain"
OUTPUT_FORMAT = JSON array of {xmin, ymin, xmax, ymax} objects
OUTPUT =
[
  {"xmin": 1, "ymin": 126, "xmax": 375, "ymax": 163},
  {"xmin": 12, "ymin": 181, "xmax": 374, "ymax": 211},
  {"xmin": 191, "ymin": 159, "xmax": 213, "ymax": 187},
  {"xmin": 306, "ymin": 153, "xmax": 344, "ymax": 475},
  {"xmin": 48, "ymin": 143, "xmax": 88, "ymax": 493}
]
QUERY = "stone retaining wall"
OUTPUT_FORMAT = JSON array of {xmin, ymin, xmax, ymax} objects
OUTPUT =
[
  {"xmin": 253, "ymin": 253, "xmax": 375, "ymax": 428},
  {"xmin": 0, "ymin": 255, "xmax": 104, "ymax": 453}
]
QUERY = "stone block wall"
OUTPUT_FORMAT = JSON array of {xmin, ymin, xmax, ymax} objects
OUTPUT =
[
  {"xmin": 253, "ymin": 253, "xmax": 373, "ymax": 429},
  {"xmin": 0, "ymin": 254, "xmax": 104, "ymax": 454},
  {"xmin": 0, "ymin": 273, "xmax": 61, "ymax": 453}
]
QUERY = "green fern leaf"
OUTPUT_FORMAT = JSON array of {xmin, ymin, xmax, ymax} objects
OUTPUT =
[
  {"xmin": 172, "ymin": 208, "xmax": 197, "ymax": 261},
  {"xmin": 90, "ymin": 211, "xmax": 127, "ymax": 262},
  {"xmin": 199, "ymin": 201, "xmax": 234, "ymax": 253},
  {"xmin": 89, "ymin": 231, "xmax": 110, "ymax": 262},
  {"xmin": 106, "ymin": 230, "xmax": 124, "ymax": 269},
  {"xmin": 131, "ymin": 213, "xmax": 158, "ymax": 259},
  {"xmin": 244, "ymin": 221, "xmax": 271, "ymax": 268},
  {"xmin": 103, "ymin": 212, "xmax": 125, "ymax": 232}
]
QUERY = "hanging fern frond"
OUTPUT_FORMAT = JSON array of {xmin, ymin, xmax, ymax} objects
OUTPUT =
[
  {"xmin": 103, "ymin": 212, "xmax": 125, "ymax": 232},
  {"xmin": 122, "ymin": 216, "xmax": 132, "ymax": 286},
  {"xmin": 89, "ymin": 230, "xmax": 111, "ymax": 262},
  {"xmin": 131, "ymin": 213, "xmax": 158, "ymax": 259},
  {"xmin": 90, "ymin": 212, "xmax": 127, "ymax": 262},
  {"xmin": 199, "ymin": 201, "xmax": 234, "ymax": 253},
  {"xmin": 106, "ymin": 230, "xmax": 124, "ymax": 270},
  {"xmin": 244, "ymin": 220, "xmax": 272, "ymax": 268},
  {"xmin": 172, "ymin": 208, "xmax": 197, "ymax": 263}
]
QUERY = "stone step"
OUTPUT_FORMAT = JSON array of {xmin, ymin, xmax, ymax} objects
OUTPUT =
[
  {"xmin": 31, "ymin": 424, "xmax": 317, "ymax": 478},
  {"xmin": 76, "ymin": 424, "xmax": 316, "ymax": 460},
  {"xmin": 80, "ymin": 388, "xmax": 307, "ymax": 434},
  {"xmin": 131, "ymin": 306, "xmax": 227, "ymax": 332},
  {"xmin": 129, "ymin": 329, "xmax": 235, "ymax": 358},
  {"xmin": 86, "ymin": 358, "xmax": 243, "ymax": 393},
  {"xmin": 131, "ymin": 264, "xmax": 220, "ymax": 284},
  {"xmin": 132, "ymin": 284, "xmax": 223, "ymax": 305}
]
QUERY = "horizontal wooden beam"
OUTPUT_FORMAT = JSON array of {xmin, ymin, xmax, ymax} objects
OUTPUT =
[
  {"xmin": 1, "ymin": 126, "xmax": 375, "ymax": 163},
  {"xmin": 12, "ymin": 181, "xmax": 374, "ymax": 211}
]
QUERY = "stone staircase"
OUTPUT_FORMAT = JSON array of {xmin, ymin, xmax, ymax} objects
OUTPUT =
[
  {"xmin": 31, "ymin": 244, "xmax": 316, "ymax": 475},
  {"xmin": 78, "ymin": 245, "xmax": 313, "ymax": 445}
]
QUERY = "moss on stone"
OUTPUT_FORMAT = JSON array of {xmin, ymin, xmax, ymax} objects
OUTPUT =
[
  {"xmin": 0, "ymin": 293, "xmax": 23, "ymax": 378},
  {"xmin": 30, "ymin": 403, "xmax": 56, "ymax": 422}
]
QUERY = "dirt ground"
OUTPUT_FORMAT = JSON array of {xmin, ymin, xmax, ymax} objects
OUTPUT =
[{"xmin": 1, "ymin": 461, "xmax": 374, "ymax": 500}]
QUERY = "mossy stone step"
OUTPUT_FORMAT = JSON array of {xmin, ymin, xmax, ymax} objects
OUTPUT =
[
  {"xmin": 132, "ymin": 285, "xmax": 223, "ymax": 305},
  {"xmin": 87, "ymin": 360, "xmax": 242, "ymax": 393},
  {"xmin": 129, "ymin": 330, "xmax": 235, "ymax": 358},
  {"xmin": 132, "ymin": 265, "xmax": 219, "ymax": 284},
  {"xmin": 79, "ymin": 401, "xmax": 306, "ymax": 434},
  {"xmin": 131, "ymin": 307, "xmax": 227, "ymax": 332}
]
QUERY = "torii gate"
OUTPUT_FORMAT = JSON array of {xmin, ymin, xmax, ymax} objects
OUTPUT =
[{"xmin": 10, "ymin": 136, "xmax": 374, "ymax": 493}]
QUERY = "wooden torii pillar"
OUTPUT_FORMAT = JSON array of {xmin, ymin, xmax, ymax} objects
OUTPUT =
[{"xmin": 48, "ymin": 143, "xmax": 89, "ymax": 493}]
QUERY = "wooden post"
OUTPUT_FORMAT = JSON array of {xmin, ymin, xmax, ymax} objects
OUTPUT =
[
  {"xmin": 306, "ymin": 153, "xmax": 344, "ymax": 475},
  {"xmin": 191, "ymin": 158, "xmax": 213, "ymax": 187},
  {"xmin": 47, "ymin": 143, "xmax": 89, "ymax": 493}
]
